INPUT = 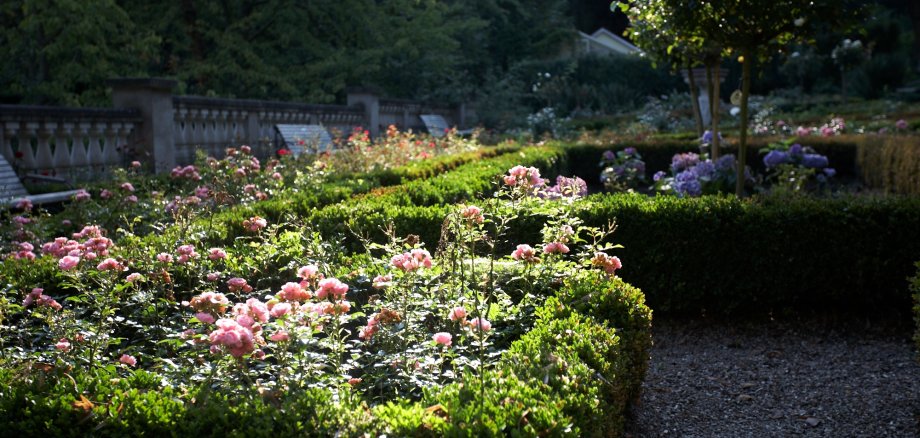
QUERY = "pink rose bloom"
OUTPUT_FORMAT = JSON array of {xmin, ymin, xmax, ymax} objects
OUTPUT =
[
  {"xmin": 61, "ymin": 219, "xmax": 72, "ymax": 226},
  {"xmin": 297, "ymin": 265, "xmax": 319, "ymax": 280},
  {"xmin": 896, "ymin": 119, "xmax": 908, "ymax": 130},
  {"xmin": 208, "ymin": 248, "xmax": 227, "ymax": 260},
  {"xmin": 270, "ymin": 302, "xmax": 292, "ymax": 318},
  {"xmin": 55, "ymin": 338, "xmax": 71, "ymax": 352},
  {"xmin": 100, "ymin": 189, "xmax": 113, "ymax": 199},
  {"xmin": 432, "ymin": 332, "xmax": 452, "ymax": 346},
  {"xmin": 243, "ymin": 216, "xmax": 267, "ymax": 232},
  {"xmin": 131, "ymin": 161, "xmax": 142, "ymax": 168},
  {"xmin": 206, "ymin": 272, "xmax": 220, "ymax": 282},
  {"xmin": 591, "ymin": 252, "xmax": 622, "ymax": 276},
  {"xmin": 120, "ymin": 182, "xmax": 135, "ymax": 192},
  {"xmin": 269, "ymin": 330, "xmax": 290, "ymax": 342},
  {"xmin": 124, "ymin": 195, "xmax": 138, "ymax": 203},
  {"xmin": 74, "ymin": 189, "xmax": 91, "ymax": 201},
  {"xmin": 460, "ymin": 205, "xmax": 484, "ymax": 223},
  {"xmin": 227, "ymin": 277, "xmax": 253, "ymax": 293},
  {"xmin": 372, "ymin": 274, "xmax": 392, "ymax": 290},
  {"xmin": 243, "ymin": 298, "xmax": 270, "ymax": 323},
  {"xmin": 240, "ymin": 145, "xmax": 252, "ymax": 154},
  {"xmin": 316, "ymin": 278, "xmax": 348, "ymax": 300},
  {"xmin": 119, "ymin": 354, "xmax": 137, "ymax": 367},
  {"xmin": 59, "ymin": 255, "xmax": 81, "ymax": 271},
  {"xmin": 195, "ymin": 312, "xmax": 216, "ymax": 324},
  {"xmin": 15, "ymin": 198, "xmax": 33, "ymax": 211},
  {"xmin": 177, "ymin": 244, "xmax": 196, "ymax": 256},
  {"xmin": 156, "ymin": 253, "xmax": 173, "ymax": 263},
  {"xmin": 543, "ymin": 242, "xmax": 570, "ymax": 255},
  {"xmin": 97, "ymin": 258, "xmax": 124, "ymax": 271},
  {"xmin": 234, "ymin": 168, "xmax": 247, "ymax": 178},
  {"xmin": 468, "ymin": 317, "xmax": 491, "ymax": 332},
  {"xmin": 279, "ymin": 282, "xmax": 310, "ymax": 301},
  {"xmin": 511, "ymin": 244, "xmax": 539, "ymax": 263},
  {"xmin": 195, "ymin": 186, "xmax": 210, "ymax": 198},
  {"xmin": 448, "ymin": 306, "xmax": 467, "ymax": 321},
  {"xmin": 271, "ymin": 172, "xmax": 282, "ymax": 180},
  {"xmin": 209, "ymin": 318, "xmax": 255, "ymax": 358},
  {"xmin": 126, "ymin": 273, "xmax": 143, "ymax": 283},
  {"xmin": 243, "ymin": 184, "xmax": 256, "ymax": 194},
  {"xmin": 503, "ymin": 175, "xmax": 517, "ymax": 186},
  {"xmin": 348, "ymin": 378, "xmax": 362, "ymax": 386}
]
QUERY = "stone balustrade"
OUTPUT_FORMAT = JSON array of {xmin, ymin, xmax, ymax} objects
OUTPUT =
[{"xmin": 0, "ymin": 105, "xmax": 141, "ymax": 180}]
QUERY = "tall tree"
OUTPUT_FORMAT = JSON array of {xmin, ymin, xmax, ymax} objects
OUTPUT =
[{"xmin": 0, "ymin": 0, "xmax": 158, "ymax": 106}]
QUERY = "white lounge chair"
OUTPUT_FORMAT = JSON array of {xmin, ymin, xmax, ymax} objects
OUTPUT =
[{"xmin": 1, "ymin": 153, "xmax": 81, "ymax": 207}]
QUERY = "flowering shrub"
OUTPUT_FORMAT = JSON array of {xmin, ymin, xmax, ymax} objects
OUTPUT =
[
  {"xmin": 652, "ymin": 152, "xmax": 749, "ymax": 197},
  {"xmin": 330, "ymin": 125, "xmax": 479, "ymax": 174},
  {"xmin": 760, "ymin": 141, "xmax": 835, "ymax": 192},
  {"xmin": 599, "ymin": 147, "xmax": 647, "ymax": 192}
]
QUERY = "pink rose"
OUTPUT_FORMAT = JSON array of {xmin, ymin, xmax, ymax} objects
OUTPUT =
[
  {"xmin": 468, "ymin": 317, "xmax": 491, "ymax": 332},
  {"xmin": 59, "ymin": 255, "xmax": 81, "ymax": 271},
  {"xmin": 432, "ymin": 332, "xmax": 452, "ymax": 346},
  {"xmin": 448, "ymin": 306, "xmax": 467, "ymax": 321},
  {"xmin": 119, "ymin": 354, "xmax": 137, "ymax": 367}
]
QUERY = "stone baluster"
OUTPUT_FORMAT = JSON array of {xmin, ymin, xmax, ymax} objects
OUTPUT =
[
  {"xmin": 86, "ymin": 122, "xmax": 104, "ymax": 170},
  {"xmin": 19, "ymin": 122, "xmax": 37, "ymax": 171},
  {"xmin": 49, "ymin": 122, "xmax": 69, "ymax": 171},
  {"xmin": 103, "ymin": 123, "xmax": 120, "ymax": 168},
  {"xmin": 34, "ymin": 122, "xmax": 55, "ymax": 172}
]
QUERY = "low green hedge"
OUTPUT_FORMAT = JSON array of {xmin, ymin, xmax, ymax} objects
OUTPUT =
[
  {"xmin": 326, "ymin": 192, "xmax": 920, "ymax": 317},
  {"xmin": 0, "ymin": 271, "xmax": 651, "ymax": 437}
]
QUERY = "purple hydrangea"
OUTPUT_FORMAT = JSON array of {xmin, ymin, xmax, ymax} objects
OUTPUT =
[
  {"xmin": 763, "ymin": 150, "xmax": 792, "ymax": 168},
  {"xmin": 691, "ymin": 161, "xmax": 716, "ymax": 180},
  {"xmin": 540, "ymin": 175, "xmax": 588, "ymax": 199},
  {"xmin": 624, "ymin": 147, "xmax": 638, "ymax": 156},
  {"xmin": 674, "ymin": 171, "xmax": 702, "ymax": 197},
  {"xmin": 653, "ymin": 171, "xmax": 666, "ymax": 182},
  {"xmin": 602, "ymin": 150, "xmax": 616, "ymax": 161},
  {"xmin": 788, "ymin": 143, "xmax": 803, "ymax": 156},
  {"xmin": 824, "ymin": 168, "xmax": 836, "ymax": 177},
  {"xmin": 671, "ymin": 152, "xmax": 700, "ymax": 173},
  {"xmin": 801, "ymin": 154, "xmax": 829, "ymax": 168},
  {"xmin": 715, "ymin": 154, "xmax": 736, "ymax": 172},
  {"xmin": 701, "ymin": 130, "xmax": 723, "ymax": 145}
]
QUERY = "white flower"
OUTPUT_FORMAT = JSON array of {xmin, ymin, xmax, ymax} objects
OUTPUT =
[{"xmin": 794, "ymin": 17, "xmax": 805, "ymax": 27}]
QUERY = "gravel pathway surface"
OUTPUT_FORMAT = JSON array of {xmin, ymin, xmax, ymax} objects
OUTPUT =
[{"xmin": 626, "ymin": 317, "xmax": 920, "ymax": 437}]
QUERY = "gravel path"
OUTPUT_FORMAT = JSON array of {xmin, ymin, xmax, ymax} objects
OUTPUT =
[{"xmin": 626, "ymin": 317, "xmax": 920, "ymax": 437}]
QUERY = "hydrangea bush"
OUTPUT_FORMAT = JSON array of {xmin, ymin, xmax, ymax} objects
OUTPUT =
[
  {"xmin": 599, "ymin": 147, "xmax": 647, "ymax": 192},
  {"xmin": 760, "ymin": 140, "xmax": 835, "ymax": 193},
  {"xmin": 652, "ymin": 152, "xmax": 750, "ymax": 197}
]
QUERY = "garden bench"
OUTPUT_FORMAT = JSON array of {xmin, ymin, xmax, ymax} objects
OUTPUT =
[
  {"xmin": 0, "ymin": 153, "xmax": 81, "ymax": 208},
  {"xmin": 274, "ymin": 124, "xmax": 334, "ymax": 156},
  {"xmin": 419, "ymin": 114, "xmax": 472, "ymax": 138}
]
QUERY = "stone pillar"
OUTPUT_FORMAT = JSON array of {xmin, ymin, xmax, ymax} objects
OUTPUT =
[
  {"xmin": 682, "ymin": 68, "xmax": 727, "ymax": 128},
  {"xmin": 346, "ymin": 87, "xmax": 380, "ymax": 137},
  {"xmin": 109, "ymin": 78, "xmax": 177, "ymax": 173}
]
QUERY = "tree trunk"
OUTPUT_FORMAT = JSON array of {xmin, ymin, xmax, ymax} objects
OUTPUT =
[
  {"xmin": 736, "ymin": 49, "xmax": 752, "ymax": 197},
  {"xmin": 709, "ymin": 61, "xmax": 721, "ymax": 160},
  {"xmin": 687, "ymin": 65, "xmax": 704, "ymax": 137}
]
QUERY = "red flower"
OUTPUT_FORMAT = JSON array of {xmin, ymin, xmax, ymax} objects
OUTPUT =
[{"xmin": 277, "ymin": 149, "xmax": 291, "ymax": 156}]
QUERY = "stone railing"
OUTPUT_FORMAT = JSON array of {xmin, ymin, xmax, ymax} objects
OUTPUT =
[
  {"xmin": 0, "ymin": 105, "xmax": 141, "ymax": 180},
  {"xmin": 0, "ymin": 78, "xmax": 469, "ymax": 179}
]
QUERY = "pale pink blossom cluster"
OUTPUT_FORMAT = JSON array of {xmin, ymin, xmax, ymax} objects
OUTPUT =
[
  {"xmin": 73, "ymin": 189, "xmax": 91, "ymax": 202},
  {"xmin": 41, "ymin": 226, "xmax": 115, "ymax": 270},
  {"xmin": 243, "ymin": 216, "xmax": 267, "ymax": 232},
  {"xmin": 278, "ymin": 281, "xmax": 312, "ymax": 301},
  {"xmin": 119, "ymin": 354, "xmax": 137, "ymax": 366},
  {"xmin": 297, "ymin": 264, "xmax": 320, "ymax": 281},
  {"xmin": 316, "ymin": 278, "xmax": 349, "ymax": 300},
  {"xmin": 15, "ymin": 198, "xmax": 33, "ymax": 211},
  {"xmin": 511, "ymin": 244, "xmax": 539, "ymax": 263},
  {"xmin": 176, "ymin": 244, "xmax": 199, "ymax": 264},
  {"xmin": 591, "ymin": 252, "xmax": 622, "ymax": 276},
  {"xmin": 184, "ymin": 291, "xmax": 231, "ymax": 315},
  {"xmin": 23, "ymin": 288, "xmax": 61, "ymax": 310},
  {"xmin": 227, "ymin": 277, "xmax": 253, "ymax": 293},
  {"xmin": 459, "ymin": 205, "xmax": 484, "ymax": 224},
  {"xmin": 467, "ymin": 317, "xmax": 491, "ymax": 332},
  {"xmin": 120, "ymin": 182, "xmax": 135, "ymax": 192},
  {"xmin": 448, "ymin": 306, "xmax": 467, "ymax": 322},
  {"xmin": 194, "ymin": 186, "xmax": 211, "ymax": 199},
  {"xmin": 390, "ymin": 249, "xmax": 433, "ymax": 272},
  {"xmin": 55, "ymin": 338, "xmax": 72, "ymax": 352},
  {"xmin": 543, "ymin": 242, "xmax": 570, "ymax": 255},
  {"xmin": 96, "ymin": 257, "xmax": 126, "ymax": 272},
  {"xmin": 9, "ymin": 242, "xmax": 36, "ymax": 260},
  {"xmin": 432, "ymin": 332, "xmax": 452, "ymax": 346},
  {"xmin": 171, "ymin": 165, "xmax": 202, "ymax": 180},
  {"xmin": 358, "ymin": 308, "xmax": 400, "ymax": 340},
  {"xmin": 233, "ymin": 298, "xmax": 270, "ymax": 326},
  {"xmin": 208, "ymin": 248, "xmax": 227, "ymax": 260},
  {"xmin": 503, "ymin": 165, "xmax": 544, "ymax": 188},
  {"xmin": 372, "ymin": 274, "xmax": 393, "ymax": 289},
  {"xmin": 209, "ymin": 318, "xmax": 257, "ymax": 358},
  {"xmin": 100, "ymin": 189, "xmax": 114, "ymax": 200}
]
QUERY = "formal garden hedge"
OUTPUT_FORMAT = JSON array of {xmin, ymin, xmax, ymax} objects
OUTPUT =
[
  {"xmin": 912, "ymin": 262, "xmax": 920, "ymax": 357},
  {"xmin": 313, "ymin": 192, "xmax": 920, "ymax": 317}
]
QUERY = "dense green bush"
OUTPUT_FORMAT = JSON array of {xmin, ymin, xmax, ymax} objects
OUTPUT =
[{"xmin": 0, "ymin": 268, "xmax": 651, "ymax": 436}]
